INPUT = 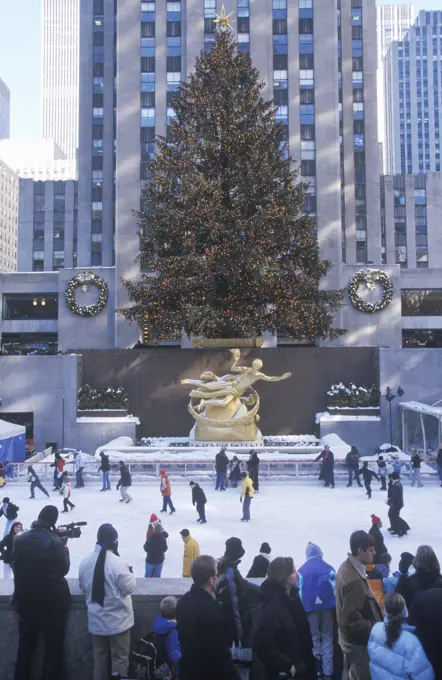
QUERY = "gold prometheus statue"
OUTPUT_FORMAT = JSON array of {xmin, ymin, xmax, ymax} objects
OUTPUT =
[{"xmin": 181, "ymin": 349, "xmax": 291, "ymax": 441}]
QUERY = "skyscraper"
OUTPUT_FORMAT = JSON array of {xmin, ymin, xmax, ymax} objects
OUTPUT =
[
  {"xmin": 41, "ymin": 0, "xmax": 80, "ymax": 160},
  {"xmin": 376, "ymin": 4, "xmax": 414, "ymax": 172},
  {"xmin": 0, "ymin": 77, "xmax": 10, "ymax": 140},
  {"xmin": 384, "ymin": 10, "xmax": 442, "ymax": 175}
]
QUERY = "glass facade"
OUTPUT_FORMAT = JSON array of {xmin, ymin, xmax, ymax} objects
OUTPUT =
[
  {"xmin": 402, "ymin": 289, "xmax": 442, "ymax": 316},
  {"xmin": 2, "ymin": 294, "xmax": 58, "ymax": 321},
  {"xmin": 298, "ymin": 0, "xmax": 315, "ymax": 213},
  {"xmin": 91, "ymin": 0, "xmax": 106, "ymax": 266}
]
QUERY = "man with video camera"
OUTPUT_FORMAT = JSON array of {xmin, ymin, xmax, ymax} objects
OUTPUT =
[{"xmin": 11, "ymin": 505, "xmax": 72, "ymax": 680}]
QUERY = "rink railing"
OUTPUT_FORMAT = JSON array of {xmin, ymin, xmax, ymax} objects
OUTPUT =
[{"xmin": 2, "ymin": 459, "xmax": 439, "ymax": 484}]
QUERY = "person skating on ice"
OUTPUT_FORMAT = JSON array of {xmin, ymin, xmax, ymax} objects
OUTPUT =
[
  {"xmin": 189, "ymin": 481, "xmax": 207, "ymax": 524},
  {"xmin": 369, "ymin": 515, "xmax": 388, "ymax": 563},
  {"xmin": 229, "ymin": 456, "xmax": 241, "ymax": 489},
  {"xmin": 0, "ymin": 496, "xmax": 19, "ymax": 537},
  {"xmin": 98, "ymin": 451, "xmax": 111, "ymax": 491},
  {"xmin": 60, "ymin": 472, "xmax": 75, "ymax": 513},
  {"xmin": 377, "ymin": 455, "xmax": 388, "ymax": 491},
  {"xmin": 346, "ymin": 445, "xmax": 363, "ymax": 488},
  {"xmin": 359, "ymin": 461, "xmax": 380, "ymax": 499},
  {"xmin": 315, "ymin": 444, "xmax": 335, "ymax": 488},
  {"xmin": 387, "ymin": 472, "xmax": 410, "ymax": 537},
  {"xmin": 50, "ymin": 452, "xmax": 65, "ymax": 491},
  {"xmin": 27, "ymin": 465, "xmax": 50, "ymax": 499},
  {"xmin": 240, "ymin": 471, "xmax": 254, "ymax": 522},
  {"xmin": 160, "ymin": 469, "xmax": 176, "ymax": 514},
  {"xmin": 247, "ymin": 450, "xmax": 260, "ymax": 491},
  {"xmin": 73, "ymin": 451, "xmax": 85, "ymax": 488},
  {"xmin": 116, "ymin": 460, "xmax": 133, "ymax": 503},
  {"xmin": 410, "ymin": 450, "xmax": 424, "ymax": 488},
  {"xmin": 215, "ymin": 446, "xmax": 229, "ymax": 491}
]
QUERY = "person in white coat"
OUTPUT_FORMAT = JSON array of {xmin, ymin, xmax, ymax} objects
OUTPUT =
[{"xmin": 79, "ymin": 523, "xmax": 136, "ymax": 680}]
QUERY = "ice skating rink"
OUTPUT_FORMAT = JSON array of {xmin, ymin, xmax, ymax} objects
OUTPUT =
[{"xmin": 3, "ymin": 481, "xmax": 441, "ymax": 578}]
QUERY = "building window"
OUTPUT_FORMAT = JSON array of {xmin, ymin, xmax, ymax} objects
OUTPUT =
[
  {"xmin": 2, "ymin": 294, "xmax": 58, "ymax": 321},
  {"xmin": 401, "ymin": 289, "xmax": 442, "ymax": 316}
]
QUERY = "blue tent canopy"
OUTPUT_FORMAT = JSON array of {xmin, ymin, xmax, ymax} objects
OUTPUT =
[{"xmin": 0, "ymin": 419, "xmax": 26, "ymax": 463}]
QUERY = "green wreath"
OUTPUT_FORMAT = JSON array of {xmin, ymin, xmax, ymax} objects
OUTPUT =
[
  {"xmin": 65, "ymin": 272, "xmax": 109, "ymax": 317},
  {"xmin": 348, "ymin": 269, "xmax": 393, "ymax": 313}
]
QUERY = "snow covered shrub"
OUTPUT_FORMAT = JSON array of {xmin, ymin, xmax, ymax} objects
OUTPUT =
[
  {"xmin": 78, "ymin": 384, "xmax": 129, "ymax": 410},
  {"xmin": 327, "ymin": 382, "xmax": 379, "ymax": 408}
]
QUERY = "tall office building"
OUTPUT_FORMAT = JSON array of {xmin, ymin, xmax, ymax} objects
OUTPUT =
[
  {"xmin": 0, "ymin": 78, "xmax": 10, "ymax": 140},
  {"xmin": 0, "ymin": 158, "xmax": 18, "ymax": 272},
  {"xmin": 384, "ymin": 11, "xmax": 442, "ymax": 175},
  {"xmin": 78, "ymin": 0, "xmax": 380, "ymax": 346},
  {"xmin": 41, "ymin": 0, "xmax": 80, "ymax": 160},
  {"xmin": 376, "ymin": 4, "xmax": 414, "ymax": 172}
]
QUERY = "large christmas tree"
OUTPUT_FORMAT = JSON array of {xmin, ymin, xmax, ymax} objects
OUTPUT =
[{"xmin": 122, "ymin": 31, "xmax": 345, "ymax": 342}]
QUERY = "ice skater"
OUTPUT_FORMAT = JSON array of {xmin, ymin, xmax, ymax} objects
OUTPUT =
[
  {"xmin": 160, "ymin": 469, "xmax": 176, "ymax": 514},
  {"xmin": 240, "ymin": 470, "xmax": 254, "ymax": 521},
  {"xmin": 98, "ymin": 451, "xmax": 111, "ymax": 491},
  {"xmin": 50, "ymin": 451, "xmax": 65, "ymax": 490},
  {"xmin": 0, "ymin": 521, "xmax": 23, "ymax": 578},
  {"xmin": 247, "ymin": 450, "xmax": 260, "ymax": 491},
  {"xmin": 377, "ymin": 454, "xmax": 388, "ymax": 491},
  {"xmin": 315, "ymin": 444, "xmax": 335, "ymax": 488},
  {"xmin": 215, "ymin": 446, "xmax": 229, "ymax": 491},
  {"xmin": 359, "ymin": 461, "xmax": 379, "ymax": 499},
  {"xmin": 387, "ymin": 472, "xmax": 410, "ymax": 537},
  {"xmin": 60, "ymin": 472, "xmax": 75, "ymax": 513},
  {"xmin": 73, "ymin": 451, "xmax": 85, "ymax": 488},
  {"xmin": 229, "ymin": 456, "xmax": 241, "ymax": 488},
  {"xmin": 116, "ymin": 460, "xmax": 133, "ymax": 503},
  {"xmin": 410, "ymin": 450, "xmax": 423, "ymax": 487},
  {"xmin": 27, "ymin": 465, "xmax": 50, "ymax": 499},
  {"xmin": 0, "ymin": 497, "xmax": 19, "ymax": 537},
  {"xmin": 189, "ymin": 481, "xmax": 207, "ymax": 523}
]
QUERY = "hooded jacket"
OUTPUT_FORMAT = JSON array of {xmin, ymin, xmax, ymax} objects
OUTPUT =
[
  {"xmin": 191, "ymin": 484, "xmax": 207, "ymax": 505},
  {"xmin": 298, "ymin": 556, "xmax": 336, "ymax": 613},
  {"xmin": 153, "ymin": 615, "xmax": 181, "ymax": 675},
  {"xmin": 240, "ymin": 475, "xmax": 254, "ymax": 500},
  {"xmin": 182, "ymin": 535, "xmax": 200, "ymax": 577},
  {"xmin": 369, "ymin": 621, "xmax": 434, "ymax": 680},
  {"xmin": 79, "ymin": 544, "xmax": 136, "ymax": 636},
  {"xmin": 216, "ymin": 556, "xmax": 254, "ymax": 646}
]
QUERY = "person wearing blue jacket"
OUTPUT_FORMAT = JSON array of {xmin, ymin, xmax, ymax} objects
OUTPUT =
[
  {"xmin": 298, "ymin": 542, "xmax": 336, "ymax": 680},
  {"xmin": 368, "ymin": 592, "xmax": 434, "ymax": 680},
  {"xmin": 153, "ymin": 595, "xmax": 181, "ymax": 677}
]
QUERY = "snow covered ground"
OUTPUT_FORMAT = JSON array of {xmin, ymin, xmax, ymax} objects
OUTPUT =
[{"xmin": 3, "ymin": 481, "xmax": 441, "ymax": 581}]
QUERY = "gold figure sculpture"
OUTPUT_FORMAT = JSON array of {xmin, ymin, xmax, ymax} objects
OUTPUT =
[{"xmin": 181, "ymin": 349, "xmax": 291, "ymax": 441}]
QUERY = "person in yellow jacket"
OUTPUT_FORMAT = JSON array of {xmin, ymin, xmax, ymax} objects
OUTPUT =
[
  {"xmin": 180, "ymin": 528, "xmax": 200, "ymax": 577},
  {"xmin": 240, "ymin": 471, "xmax": 254, "ymax": 522}
]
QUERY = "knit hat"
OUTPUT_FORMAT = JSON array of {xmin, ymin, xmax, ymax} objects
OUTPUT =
[
  {"xmin": 260, "ymin": 542, "xmax": 271, "ymax": 555},
  {"xmin": 306, "ymin": 542, "xmax": 323, "ymax": 559},
  {"xmin": 92, "ymin": 524, "xmax": 119, "ymax": 607},
  {"xmin": 225, "ymin": 537, "xmax": 245, "ymax": 560},
  {"xmin": 160, "ymin": 469, "xmax": 167, "ymax": 476},
  {"xmin": 371, "ymin": 514, "xmax": 382, "ymax": 526},
  {"xmin": 399, "ymin": 552, "xmax": 415, "ymax": 575},
  {"xmin": 38, "ymin": 505, "xmax": 59, "ymax": 528},
  {"xmin": 149, "ymin": 513, "xmax": 160, "ymax": 524},
  {"xmin": 378, "ymin": 455, "xmax": 384, "ymax": 461}
]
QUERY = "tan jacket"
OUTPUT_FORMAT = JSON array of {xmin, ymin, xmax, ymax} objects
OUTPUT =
[
  {"xmin": 336, "ymin": 555, "xmax": 382, "ymax": 648},
  {"xmin": 182, "ymin": 535, "xmax": 200, "ymax": 577}
]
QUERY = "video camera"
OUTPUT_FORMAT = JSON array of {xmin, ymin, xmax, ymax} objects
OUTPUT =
[{"xmin": 56, "ymin": 521, "xmax": 87, "ymax": 541}]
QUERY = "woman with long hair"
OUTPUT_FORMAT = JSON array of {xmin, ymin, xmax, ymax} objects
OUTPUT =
[
  {"xmin": 253, "ymin": 557, "xmax": 316, "ymax": 679},
  {"xmin": 396, "ymin": 545, "xmax": 442, "ymax": 617},
  {"xmin": 368, "ymin": 592, "xmax": 434, "ymax": 680},
  {"xmin": 0, "ymin": 520, "xmax": 23, "ymax": 578}
]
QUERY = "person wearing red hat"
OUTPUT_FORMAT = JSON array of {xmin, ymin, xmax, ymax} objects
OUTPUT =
[
  {"xmin": 146, "ymin": 513, "xmax": 169, "ymax": 540},
  {"xmin": 369, "ymin": 515, "xmax": 388, "ymax": 564},
  {"xmin": 160, "ymin": 469, "xmax": 176, "ymax": 515}
]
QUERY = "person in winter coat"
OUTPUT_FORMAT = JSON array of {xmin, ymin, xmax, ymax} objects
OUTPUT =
[
  {"xmin": 240, "ymin": 471, "xmax": 255, "ymax": 521},
  {"xmin": 180, "ymin": 528, "xmax": 201, "ymax": 577},
  {"xmin": 229, "ymin": 456, "xmax": 242, "ymax": 488},
  {"xmin": 144, "ymin": 522, "xmax": 168, "ymax": 578},
  {"xmin": 369, "ymin": 514, "xmax": 388, "ymax": 563},
  {"xmin": 298, "ymin": 542, "xmax": 336, "ymax": 680},
  {"xmin": 377, "ymin": 455, "xmax": 388, "ymax": 491},
  {"xmin": 396, "ymin": 546, "xmax": 442, "ymax": 620},
  {"xmin": 365, "ymin": 563, "xmax": 385, "ymax": 612},
  {"xmin": 153, "ymin": 596, "xmax": 181, "ymax": 677},
  {"xmin": 49, "ymin": 452, "xmax": 65, "ymax": 491},
  {"xmin": 12, "ymin": 505, "xmax": 72, "ymax": 680},
  {"xmin": 160, "ymin": 469, "xmax": 176, "ymax": 514},
  {"xmin": 216, "ymin": 537, "xmax": 255, "ymax": 649},
  {"xmin": 247, "ymin": 542, "xmax": 272, "ymax": 578},
  {"xmin": 247, "ymin": 450, "xmax": 260, "ymax": 491},
  {"xmin": 176, "ymin": 554, "xmax": 240, "ymax": 680},
  {"xmin": 116, "ymin": 461, "xmax": 132, "ymax": 503},
  {"xmin": 189, "ymin": 480, "xmax": 207, "ymax": 523},
  {"xmin": 359, "ymin": 461, "xmax": 380, "ymax": 499},
  {"xmin": 98, "ymin": 451, "xmax": 111, "ymax": 491},
  {"xmin": 315, "ymin": 445, "xmax": 335, "ymax": 488},
  {"xmin": 0, "ymin": 520, "xmax": 22, "ymax": 578},
  {"xmin": 60, "ymin": 472, "xmax": 75, "ymax": 513},
  {"xmin": 388, "ymin": 472, "xmax": 410, "ymax": 537},
  {"xmin": 411, "ymin": 450, "xmax": 424, "ymax": 488},
  {"xmin": 377, "ymin": 553, "xmax": 392, "ymax": 579},
  {"xmin": 346, "ymin": 446, "xmax": 363, "ymax": 487},
  {"xmin": 437, "ymin": 448, "xmax": 442, "ymax": 486},
  {"xmin": 413, "ymin": 588, "xmax": 442, "ymax": 680},
  {"xmin": 253, "ymin": 556, "xmax": 317, "ymax": 680},
  {"xmin": 73, "ymin": 451, "xmax": 85, "ymax": 488},
  {"xmin": 336, "ymin": 530, "xmax": 383, "ymax": 680},
  {"xmin": 0, "ymin": 496, "xmax": 19, "ymax": 537},
  {"xmin": 79, "ymin": 523, "xmax": 136, "ymax": 680},
  {"xmin": 146, "ymin": 512, "xmax": 165, "ymax": 539},
  {"xmin": 27, "ymin": 465, "xmax": 50, "ymax": 499},
  {"xmin": 215, "ymin": 446, "xmax": 229, "ymax": 491},
  {"xmin": 391, "ymin": 455, "xmax": 402, "ymax": 478},
  {"xmin": 383, "ymin": 552, "xmax": 415, "ymax": 595},
  {"xmin": 368, "ymin": 592, "xmax": 434, "ymax": 680}
]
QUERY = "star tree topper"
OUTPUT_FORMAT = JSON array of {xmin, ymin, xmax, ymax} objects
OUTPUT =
[{"xmin": 214, "ymin": 4, "xmax": 234, "ymax": 32}]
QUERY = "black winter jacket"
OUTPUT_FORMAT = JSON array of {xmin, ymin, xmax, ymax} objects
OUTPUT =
[
  {"xmin": 253, "ymin": 580, "xmax": 316, "ymax": 680},
  {"xmin": 215, "ymin": 450, "xmax": 229, "ymax": 473},
  {"xmin": 0, "ymin": 502, "xmax": 19, "ymax": 521},
  {"xmin": 28, "ymin": 467, "xmax": 41, "ymax": 484},
  {"xmin": 413, "ymin": 588, "xmax": 442, "ymax": 680},
  {"xmin": 411, "ymin": 453, "xmax": 422, "ymax": 468},
  {"xmin": 216, "ymin": 557, "xmax": 255, "ymax": 646},
  {"xmin": 247, "ymin": 554, "xmax": 270, "ymax": 579},
  {"xmin": 117, "ymin": 465, "xmax": 131, "ymax": 488},
  {"xmin": 346, "ymin": 451, "xmax": 360, "ymax": 469},
  {"xmin": 144, "ymin": 533, "xmax": 168, "ymax": 564},
  {"xmin": 191, "ymin": 484, "xmax": 207, "ymax": 505},
  {"xmin": 12, "ymin": 520, "xmax": 71, "ymax": 616},
  {"xmin": 369, "ymin": 525, "xmax": 388, "ymax": 563},
  {"xmin": 396, "ymin": 568, "xmax": 442, "ymax": 619},
  {"xmin": 98, "ymin": 454, "xmax": 110, "ymax": 472},
  {"xmin": 176, "ymin": 584, "xmax": 239, "ymax": 680},
  {"xmin": 388, "ymin": 480, "xmax": 404, "ymax": 511},
  {"xmin": 360, "ymin": 466, "xmax": 380, "ymax": 483},
  {"xmin": 0, "ymin": 533, "xmax": 14, "ymax": 564}
]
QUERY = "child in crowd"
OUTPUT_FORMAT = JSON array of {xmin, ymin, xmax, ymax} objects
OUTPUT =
[
  {"xmin": 383, "ymin": 552, "xmax": 415, "ymax": 594},
  {"xmin": 60, "ymin": 472, "xmax": 75, "ymax": 513},
  {"xmin": 377, "ymin": 553, "xmax": 392, "ymax": 579},
  {"xmin": 153, "ymin": 596, "xmax": 181, "ymax": 677}
]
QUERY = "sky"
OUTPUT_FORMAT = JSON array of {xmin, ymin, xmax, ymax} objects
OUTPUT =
[{"xmin": 0, "ymin": 0, "xmax": 441, "ymax": 139}]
